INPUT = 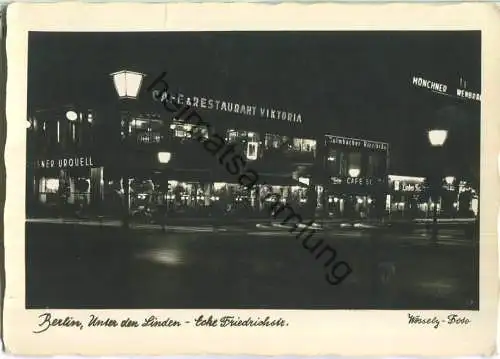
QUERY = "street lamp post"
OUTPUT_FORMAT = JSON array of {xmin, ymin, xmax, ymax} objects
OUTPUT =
[
  {"xmin": 444, "ymin": 175, "xmax": 457, "ymax": 216},
  {"xmin": 111, "ymin": 70, "xmax": 145, "ymax": 228},
  {"xmin": 427, "ymin": 128, "xmax": 448, "ymax": 242},
  {"xmin": 157, "ymin": 151, "xmax": 172, "ymax": 231}
]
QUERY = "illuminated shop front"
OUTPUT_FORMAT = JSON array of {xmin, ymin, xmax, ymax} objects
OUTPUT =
[
  {"xmin": 27, "ymin": 96, "xmax": 316, "ymax": 219},
  {"xmin": 386, "ymin": 175, "xmax": 479, "ymax": 218},
  {"xmin": 27, "ymin": 154, "xmax": 104, "ymax": 216},
  {"xmin": 321, "ymin": 135, "xmax": 389, "ymax": 218},
  {"xmin": 140, "ymin": 174, "xmax": 308, "ymax": 218},
  {"xmin": 444, "ymin": 178, "xmax": 478, "ymax": 217},
  {"xmin": 320, "ymin": 176, "xmax": 385, "ymax": 219},
  {"xmin": 386, "ymin": 175, "xmax": 427, "ymax": 218}
]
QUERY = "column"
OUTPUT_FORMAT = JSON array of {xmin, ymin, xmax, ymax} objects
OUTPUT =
[
  {"xmin": 68, "ymin": 177, "xmax": 75, "ymax": 205},
  {"xmin": 90, "ymin": 166, "xmax": 104, "ymax": 211}
]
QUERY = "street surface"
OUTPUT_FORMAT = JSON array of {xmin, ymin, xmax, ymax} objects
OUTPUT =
[{"xmin": 26, "ymin": 220, "xmax": 479, "ymax": 310}]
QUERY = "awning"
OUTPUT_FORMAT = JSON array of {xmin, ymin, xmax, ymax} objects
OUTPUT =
[
  {"xmin": 257, "ymin": 173, "xmax": 308, "ymax": 187},
  {"xmin": 153, "ymin": 168, "xmax": 214, "ymax": 183}
]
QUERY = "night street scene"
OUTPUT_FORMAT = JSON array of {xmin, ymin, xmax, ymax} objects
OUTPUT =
[{"xmin": 26, "ymin": 31, "xmax": 480, "ymax": 310}]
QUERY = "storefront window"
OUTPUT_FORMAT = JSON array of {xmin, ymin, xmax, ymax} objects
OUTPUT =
[
  {"xmin": 163, "ymin": 181, "xmax": 207, "ymax": 210},
  {"xmin": 326, "ymin": 149, "xmax": 340, "ymax": 175},
  {"xmin": 264, "ymin": 133, "xmax": 290, "ymax": 150},
  {"xmin": 41, "ymin": 121, "xmax": 58, "ymax": 150},
  {"xmin": 38, "ymin": 177, "xmax": 63, "ymax": 205},
  {"xmin": 367, "ymin": 152, "xmax": 385, "ymax": 177},
  {"xmin": 246, "ymin": 142, "xmax": 259, "ymax": 160},
  {"xmin": 175, "ymin": 127, "xmax": 191, "ymax": 138},
  {"xmin": 348, "ymin": 152, "xmax": 362, "ymax": 176},
  {"xmin": 130, "ymin": 117, "xmax": 164, "ymax": 144},
  {"xmin": 41, "ymin": 178, "xmax": 59, "ymax": 193},
  {"xmin": 225, "ymin": 130, "xmax": 262, "ymax": 160},
  {"xmin": 292, "ymin": 138, "xmax": 317, "ymax": 153}
]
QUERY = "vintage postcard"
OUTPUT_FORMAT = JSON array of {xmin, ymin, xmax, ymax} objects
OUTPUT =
[{"xmin": 2, "ymin": 2, "xmax": 499, "ymax": 356}]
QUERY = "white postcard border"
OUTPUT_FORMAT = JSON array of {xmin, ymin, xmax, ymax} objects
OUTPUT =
[{"xmin": 3, "ymin": 2, "xmax": 499, "ymax": 356}]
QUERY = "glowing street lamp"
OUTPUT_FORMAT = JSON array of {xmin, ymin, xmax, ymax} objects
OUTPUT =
[
  {"xmin": 428, "ymin": 129, "xmax": 448, "ymax": 147},
  {"xmin": 26, "ymin": 120, "xmax": 31, "ymax": 129},
  {"xmin": 110, "ymin": 70, "xmax": 145, "ymax": 99},
  {"xmin": 427, "ymin": 127, "xmax": 449, "ymax": 242},
  {"xmin": 348, "ymin": 168, "xmax": 360, "ymax": 178},
  {"xmin": 111, "ymin": 70, "xmax": 146, "ymax": 229},
  {"xmin": 445, "ymin": 176, "xmax": 455, "ymax": 185},
  {"xmin": 66, "ymin": 110, "xmax": 78, "ymax": 122},
  {"xmin": 157, "ymin": 151, "xmax": 172, "ymax": 164}
]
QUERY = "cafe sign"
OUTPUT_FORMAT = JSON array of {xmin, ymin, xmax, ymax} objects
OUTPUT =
[
  {"xmin": 330, "ymin": 176, "xmax": 381, "ymax": 186},
  {"xmin": 36, "ymin": 156, "xmax": 94, "ymax": 169}
]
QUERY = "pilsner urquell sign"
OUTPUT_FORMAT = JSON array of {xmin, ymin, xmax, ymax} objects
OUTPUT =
[{"xmin": 35, "ymin": 156, "xmax": 94, "ymax": 169}]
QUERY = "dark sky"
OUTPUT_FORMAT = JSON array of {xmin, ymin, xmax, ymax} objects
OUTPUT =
[{"xmin": 27, "ymin": 31, "xmax": 481, "ymax": 174}]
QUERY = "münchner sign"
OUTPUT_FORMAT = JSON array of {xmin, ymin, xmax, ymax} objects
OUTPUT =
[{"xmin": 411, "ymin": 76, "xmax": 481, "ymax": 102}]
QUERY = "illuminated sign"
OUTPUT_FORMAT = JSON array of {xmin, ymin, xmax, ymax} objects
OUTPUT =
[
  {"xmin": 389, "ymin": 175, "xmax": 424, "ymax": 192},
  {"xmin": 137, "ymin": 132, "xmax": 162, "ymax": 144},
  {"xmin": 325, "ymin": 135, "xmax": 388, "ymax": 151},
  {"xmin": 393, "ymin": 180, "xmax": 422, "ymax": 192},
  {"xmin": 156, "ymin": 90, "xmax": 303, "ymax": 123},
  {"xmin": 411, "ymin": 76, "xmax": 481, "ymax": 102},
  {"xmin": 456, "ymin": 88, "xmax": 481, "ymax": 101},
  {"xmin": 330, "ymin": 176, "xmax": 380, "ymax": 186},
  {"xmin": 36, "ymin": 156, "xmax": 94, "ymax": 169},
  {"xmin": 412, "ymin": 77, "xmax": 448, "ymax": 94}
]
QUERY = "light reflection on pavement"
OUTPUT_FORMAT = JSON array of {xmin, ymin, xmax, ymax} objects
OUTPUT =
[{"xmin": 26, "ymin": 222, "xmax": 478, "ymax": 310}]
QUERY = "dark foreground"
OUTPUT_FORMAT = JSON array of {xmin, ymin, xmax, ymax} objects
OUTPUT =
[{"xmin": 26, "ymin": 222, "xmax": 479, "ymax": 310}]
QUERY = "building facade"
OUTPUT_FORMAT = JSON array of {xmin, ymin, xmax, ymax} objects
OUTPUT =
[
  {"xmin": 386, "ymin": 174, "xmax": 478, "ymax": 219},
  {"xmin": 27, "ymin": 103, "xmax": 479, "ymax": 221},
  {"xmin": 318, "ymin": 135, "xmax": 389, "ymax": 219}
]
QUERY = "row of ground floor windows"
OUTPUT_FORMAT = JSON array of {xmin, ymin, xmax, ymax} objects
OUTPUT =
[{"xmin": 28, "ymin": 173, "xmax": 478, "ymax": 219}]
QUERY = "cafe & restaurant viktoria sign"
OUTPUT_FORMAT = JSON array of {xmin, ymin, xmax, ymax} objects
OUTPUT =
[{"xmin": 35, "ymin": 156, "xmax": 95, "ymax": 169}]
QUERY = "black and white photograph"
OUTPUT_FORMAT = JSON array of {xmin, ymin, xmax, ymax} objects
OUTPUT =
[
  {"xmin": 3, "ymin": 2, "xmax": 499, "ymax": 356},
  {"xmin": 25, "ymin": 30, "xmax": 481, "ymax": 310}
]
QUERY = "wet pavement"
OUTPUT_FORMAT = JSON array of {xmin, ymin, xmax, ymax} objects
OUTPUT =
[{"xmin": 25, "ymin": 222, "xmax": 479, "ymax": 310}]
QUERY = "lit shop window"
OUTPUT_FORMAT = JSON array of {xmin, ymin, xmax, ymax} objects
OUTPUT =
[
  {"xmin": 39, "ymin": 177, "xmax": 60, "ymax": 193},
  {"xmin": 226, "ymin": 129, "xmax": 260, "ymax": 143},
  {"xmin": 348, "ymin": 152, "xmax": 362, "ymax": 177},
  {"xmin": 226, "ymin": 130, "xmax": 261, "ymax": 160},
  {"xmin": 292, "ymin": 138, "xmax": 316, "ymax": 153},
  {"xmin": 264, "ymin": 133, "xmax": 290, "ymax": 149},
  {"xmin": 170, "ymin": 121, "xmax": 209, "ymax": 140},
  {"xmin": 227, "ymin": 129, "xmax": 240, "ymax": 143},
  {"xmin": 131, "ymin": 118, "xmax": 163, "ymax": 131},
  {"xmin": 130, "ymin": 117, "xmax": 164, "ymax": 142},
  {"xmin": 326, "ymin": 149, "xmax": 340, "ymax": 174},
  {"xmin": 246, "ymin": 142, "xmax": 259, "ymax": 160},
  {"xmin": 329, "ymin": 150, "xmax": 349, "ymax": 176},
  {"xmin": 298, "ymin": 177, "xmax": 310, "ymax": 186}
]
